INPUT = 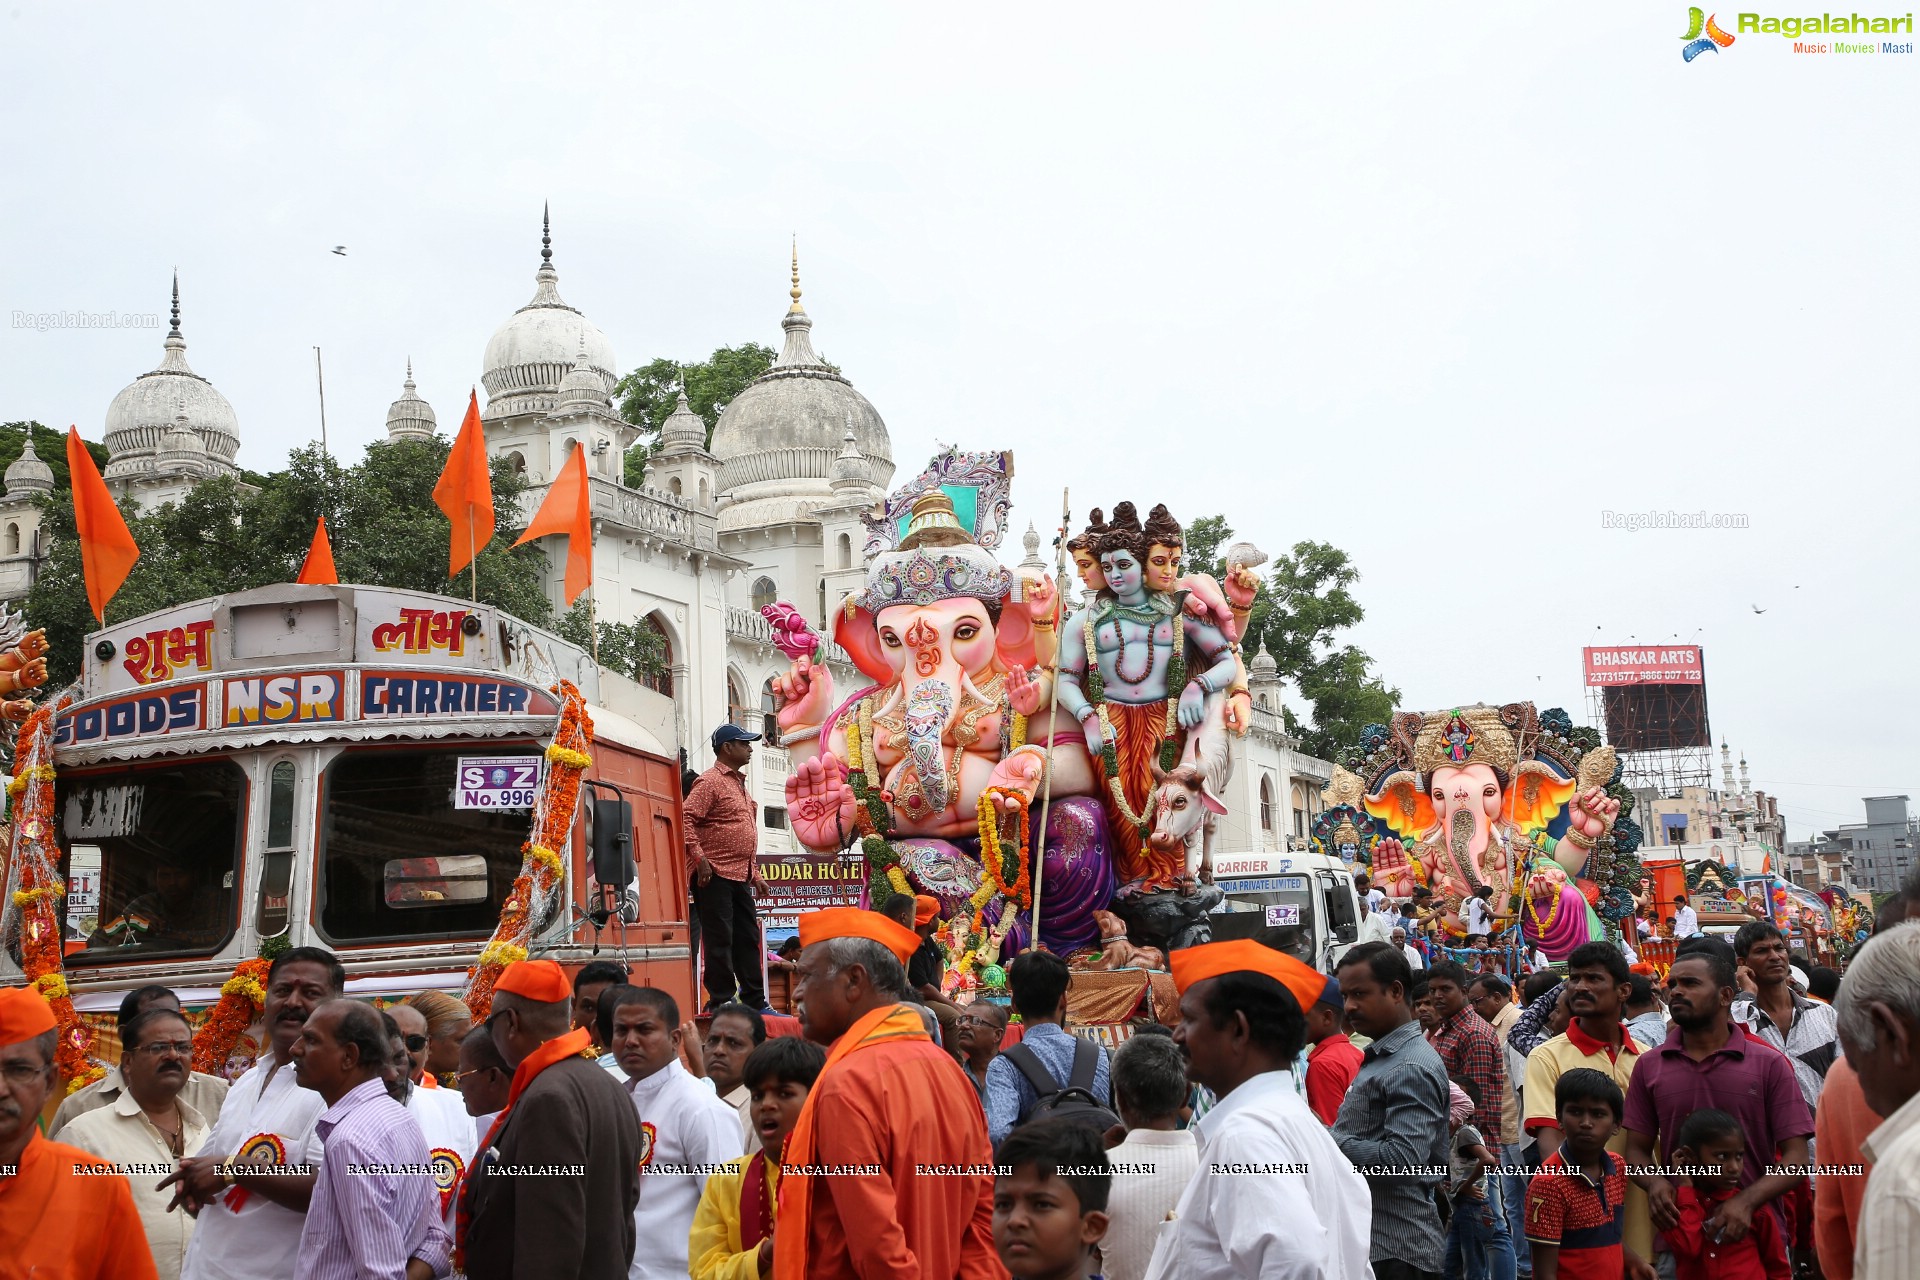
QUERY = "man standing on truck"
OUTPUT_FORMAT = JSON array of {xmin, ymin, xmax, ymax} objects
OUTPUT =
[{"xmin": 686, "ymin": 723, "xmax": 771, "ymax": 1015}]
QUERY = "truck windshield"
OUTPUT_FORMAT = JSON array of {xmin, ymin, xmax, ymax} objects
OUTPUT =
[
  {"xmin": 1210, "ymin": 875, "xmax": 1315, "ymax": 966},
  {"xmin": 60, "ymin": 760, "xmax": 245, "ymax": 963},
  {"xmin": 318, "ymin": 746, "xmax": 539, "ymax": 943}
]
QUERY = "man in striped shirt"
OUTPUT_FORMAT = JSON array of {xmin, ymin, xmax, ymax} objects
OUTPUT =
[{"xmin": 290, "ymin": 1000, "xmax": 450, "ymax": 1280}]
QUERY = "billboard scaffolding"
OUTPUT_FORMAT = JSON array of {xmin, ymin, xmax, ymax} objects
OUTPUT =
[{"xmin": 1582, "ymin": 645, "xmax": 1713, "ymax": 796}]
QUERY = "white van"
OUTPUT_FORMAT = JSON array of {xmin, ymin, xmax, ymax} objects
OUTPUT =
[{"xmin": 1207, "ymin": 851, "xmax": 1363, "ymax": 974}]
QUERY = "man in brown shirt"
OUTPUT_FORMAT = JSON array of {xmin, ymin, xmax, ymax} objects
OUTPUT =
[{"xmin": 686, "ymin": 722, "xmax": 770, "ymax": 1013}]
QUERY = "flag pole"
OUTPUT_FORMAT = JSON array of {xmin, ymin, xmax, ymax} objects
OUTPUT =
[
  {"xmin": 469, "ymin": 520, "xmax": 477, "ymax": 602},
  {"xmin": 1029, "ymin": 487, "xmax": 1070, "ymax": 947}
]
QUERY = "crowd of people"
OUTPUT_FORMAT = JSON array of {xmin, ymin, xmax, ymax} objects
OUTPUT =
[{"xmin": 6, "ymin": 876, "xmax": 1920, "ymax": 1280}]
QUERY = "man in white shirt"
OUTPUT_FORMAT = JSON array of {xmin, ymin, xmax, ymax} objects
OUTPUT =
[
  {"xmin": 601, "ymin": 985, "xmax": 742, "ymax": 1280},
  {"xmin": 1144, "ymin": 939, "xmax": 1372, "ymax": 1280},
  {"xmin": 1358, "ymin": 896, "xmax": 1394, "ymax": 947},
  {"xmin": 1463, "ymin": 886, "xmax": 1497, "ymax": 939},
  {"xmin": 164, "ymin": 947, "xmax": 344, "ymax": 1280},
  {"xmin": 380, "ymin": 1011, "xmax": 476, "ymax": 1235},
  {"xmin": 1391, "ymin": 926, "xmax": 1426, "ymax": 971},
  {"xmin": 1102, "ymin": 1033, "xmax": 1199, "ymax": 1280},
  {"xmin": 62, "ymin": 1006, "xmax": 214, "ymax": 1280},
  {"xmin": 1834, "ymin": 921, "xmax": 1920, "ymax": 1280},
  {"xmin": 1672, "ymin": 894, "xmax": 1700, "ymax": 938}
]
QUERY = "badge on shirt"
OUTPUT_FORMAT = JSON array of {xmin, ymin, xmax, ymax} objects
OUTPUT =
[
  {"xmin": 637, "ymin": 1121, "xmax": 656, "ymax": 1169},
  {"xmin": 431, "ymin": 1148, "xmax": 466, "ymax": 1214},
  {"xmin": 225, "ymin": 1132, "xmax": 291, "ymax": 1211}
]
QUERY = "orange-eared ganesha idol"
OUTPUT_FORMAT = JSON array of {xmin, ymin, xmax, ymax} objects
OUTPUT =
[{"xmin": 1331, "ymin": 703, "xmax": 1623, "ymax": 961}]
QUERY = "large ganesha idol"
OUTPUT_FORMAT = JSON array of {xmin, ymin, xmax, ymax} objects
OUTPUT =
[
  {"xmin": 1331, "ymin": 703, "xmax": 1620, "ymax": 962},
  {"xmin": 770, "ymin": 453, "xmax": 1115, "ymax": 959}
]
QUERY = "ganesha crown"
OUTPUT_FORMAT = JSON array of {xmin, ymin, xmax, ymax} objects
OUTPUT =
[{"xmin": 860, "ymin": 543, "xmax": 1013, "ymax": 611}]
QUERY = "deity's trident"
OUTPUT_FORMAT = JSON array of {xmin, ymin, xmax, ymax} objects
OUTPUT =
[{"xmin": 1029, "ymin": 488, "xmax": 1071, "ymax": 946}]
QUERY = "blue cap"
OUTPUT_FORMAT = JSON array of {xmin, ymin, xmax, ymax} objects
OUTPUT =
[
  {"xmin": 712, "ymin": 723, "xmax": 763, "ymax": 749},
  {"xmin": 1317, "ymin": 975, "xmax": 1343, "ymax": 1010}
]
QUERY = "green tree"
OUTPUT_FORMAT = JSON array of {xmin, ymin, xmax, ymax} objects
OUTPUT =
[
  {"xmin": 0, "ymin": 421, "xmax": 108, "ymax": 489},
  {"xmin": 24, "ymin": 437, "xmax": 554, "ymax": 687},
  {"xmin": 615, "ymin": 342, "xmax": 833, "ymax": 486},
  {"xmin": 1183, "ymin": 516, "xmax": 1400, "ymax": 762},
  {"xmin": 552, "ymin": 600, "xmax": 666, "ymax": 684}
]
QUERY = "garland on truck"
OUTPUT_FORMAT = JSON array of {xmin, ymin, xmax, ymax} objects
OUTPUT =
[
  {"xmin": 3, "ymin": 692, "xmax": 105, "ymax": 1093},
  {"xmin": 463, "ymin": 680, "xmax": 595, "ymax": 1021}
]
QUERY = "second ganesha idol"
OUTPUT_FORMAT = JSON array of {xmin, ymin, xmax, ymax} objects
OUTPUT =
[{"xmin": 1330, "ymin": 703, "xmax": 1620, "ymax": 961}]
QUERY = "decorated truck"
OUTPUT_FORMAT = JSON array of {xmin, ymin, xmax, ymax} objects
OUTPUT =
[{"xmin": 0, "ymin": 582, "xmax": 692, "ymax": 1081}]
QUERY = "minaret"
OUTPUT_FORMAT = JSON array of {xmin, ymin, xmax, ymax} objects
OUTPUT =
[
  {"xmin": 384, "ymin": 360, "xmax": 438, "ymax": 442},
  {"xmin": 817, "ymin": 415, "xmax": 881, "ymax": 626},
  {"xmin": 648, "ymin": 368, "xmax": 719, "ymax": 507}
]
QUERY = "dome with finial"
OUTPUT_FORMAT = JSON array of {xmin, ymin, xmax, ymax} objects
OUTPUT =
[
  {"xmin": 556, "ymin": 338, "xmax": 608, "ymax": 410},
  {"xmin": 1249, "ymin": 639, "xmax": 1279, "ymax": 679},
  {"xmin": 4, "ymin": 435, "xmax": 55, "ymax": 496},
  {"xmin": 154, "ymin": 400, "xmax": 211, "ymax": 474},
  {"xmin": 103, "ymin": 273, "xmax": 242, "ymax": 479},
  {"xmin": 385, "ymin": 360, "xmax": 437, "ymax": 441},
  {"xmin": 1018, "ymin": 522, "xmax": 1046, "ymax": 576},
  {"xmin": 710, "ymin": 242, "xmax": 892, "ymax": 530},
  {"xmin": 481, "ymin": 205, "xmax": 618, "ymax": 420},
  {"xmin": 828, "ymin": 422, "xmax": 871, "ymax": 491},
  {"xmin": 657, "ymin": 384, "xmax": 709, "ymax": 455}
]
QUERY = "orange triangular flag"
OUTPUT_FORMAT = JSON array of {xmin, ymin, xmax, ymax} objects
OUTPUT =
[
  {"xmin": 66, "ymin": 427, "xmax": 139, "ymax": 624},
  {"xmin": 298, "ymin": 516, "xmax": 338, "ymax": 585},
  {"xmin": 513, "ymin": 445, "xmax": 592, "ymax": 605},
  {"xmin": 433, "ymin": 391, "xmax": 495, "ymax": 578}
]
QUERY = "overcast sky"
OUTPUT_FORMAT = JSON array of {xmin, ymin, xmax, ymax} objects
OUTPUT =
[{"xmin": 4, "ymin": 3, "xmax": 1915, "ymax": 840}]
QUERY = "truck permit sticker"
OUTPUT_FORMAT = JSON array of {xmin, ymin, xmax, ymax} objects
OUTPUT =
[
  {"xmin": 456, "ymin": 756, "xmax": 542, "ymax": 810},
  {"xmin": 1265, "ymin": 904, "xmax": 1302, "ymax": 927},
  {"xmin": 224, "ymin": 673, "xmax": 345, "ymax": 726}
]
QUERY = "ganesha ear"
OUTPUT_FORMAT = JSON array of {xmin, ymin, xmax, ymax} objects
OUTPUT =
[
  {"xmin": 832, "ymin": 603, "xmax": 893, "ymax": 684},
  {"xmin": 995, "ymin": 595, "xmax": 1037, "ymax": 671}
]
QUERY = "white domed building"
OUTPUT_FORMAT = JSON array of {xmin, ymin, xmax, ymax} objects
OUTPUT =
[{"xmin": 101, "ymin": 275, "xmax": 243, "ymax": 508}]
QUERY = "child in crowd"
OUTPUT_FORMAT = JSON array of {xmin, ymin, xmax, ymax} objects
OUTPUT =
[
  {"xmin": 1667, "ymin": 1108, "xmax": 1790, "ymax": 1280},
  {"xmin": 1525, "ymin": 1068, "xmax": 1655, "ymax": 1280},
  {"xmin": 1444, "ymin": 1076, "xmax": 1515, "ymax": 1280},
  {"xmin": 689, "ymin": 1035, "xmax": 828, "ymax": 1280},
  {"xmin": 993, "ymin": 1118, "xmax": 1112, "ymax": 1280}
]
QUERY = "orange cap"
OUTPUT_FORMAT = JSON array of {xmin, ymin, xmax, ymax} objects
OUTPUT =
[
  {"xmin": 494, "ymin": 958, "xmax": 573, "ymax": 1004},
  {"xmin": 797, "ymin": 906, "xmax": 921, "ymax": 965},
  {"xmin": 0, "ymin": 986, "xmax": 58, "ymax": 1045},
  {"xmin": 913, "ymin": 895, "xmax": 940, "ymax": 928},
  {"xmin": 1170, "ymin": 939, "xmax": 1325, "ymax": 1013}
]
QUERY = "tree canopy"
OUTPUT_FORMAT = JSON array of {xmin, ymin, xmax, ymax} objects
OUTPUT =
[
  {"xmin": 615, "ymin": 343, "xmax": 778, "ymax": 486},
  {"xmin": 21, "ymin": 436, "xmax": 657, "ymax": 689},
  {"xmin": 1183, "ymin": 515, "xmax": 1400, "ymax": 762},
  {"xmin": 0, "ymin": 421, "xmax": 108, "ymax": 490}
]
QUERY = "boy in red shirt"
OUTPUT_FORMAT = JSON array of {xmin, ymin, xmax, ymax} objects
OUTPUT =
[
  {"xmin": 1667, "ymin": 1108, "xmax": 1790, "ymax": 1280},
  {"xmin": 1525, "ymin": 1067, "xmax": 1656, "ymax": 1280},
  {"xmin": 1304, "ymin": 975, "xmax": 1363, "ymax": 1126}
]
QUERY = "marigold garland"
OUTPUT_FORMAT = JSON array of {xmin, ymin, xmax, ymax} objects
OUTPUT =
[
  {"xmin": 1, "ymin": 693, "xmax": 103, "ymax": 1093},
  {"xmin": 191, "ymin": 956, "xmax": 273, "ymax": 1075},
  {"xmin": 463, "ymin": 680, "xmax": 595, "ymax": 1022}
]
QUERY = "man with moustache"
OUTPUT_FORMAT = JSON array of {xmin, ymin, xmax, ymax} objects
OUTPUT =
[
  {"xmin": 956, "ymin": 1001, "xmax": 1010, "ymax": 1097},
  {"xmin": 169, "ymin": 946, "xmax": 346, "ymax": 1280},
  {"xmin": 602, "ymin": 985, "xmax": 741, "ymax": 1280},
  {"xmin": 0, "ymin": 987, "xmax": 159, "ymax": 1279},
  {"xmin": 1623, "ymin": 941, "xmax": 1813, "ymax": 1280},
  {"xmin": 702, "ymin": 1002, "xmax": 767, "ymax": 1152},
  {"xmin": 51, "ymin": 984, "xmax": 228, "ymax": 1139},
  {"xmin": 63, "ymin": 1005, "xmax": 214, "ymax": 1280},
  {"xmin": 290, "ymin": 1000, "xmax": 449, "ymax": 1280},
  {"xmin": 458, "ymin": 959, "xmax": 642, "ymax": 1280}
]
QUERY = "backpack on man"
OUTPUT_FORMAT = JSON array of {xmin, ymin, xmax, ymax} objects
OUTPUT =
[{"xmin": 997, "ymin": 1036, "xmax": 1121, "ymax": 1143}]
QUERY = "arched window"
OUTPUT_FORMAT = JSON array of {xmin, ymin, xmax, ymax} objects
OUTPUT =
[
  {"xmin": 507, "ymin": 451, "xmax": 527, "ymax": 475},
  {"xmin": 3, "ymin": 523, "xmax": 17, "ymax": 556},
  {"xmin": 727, "ymin": 673, "xmax": 749, "ymax": 731},
  {"xmin": 751, "ymin": 576, "xmax": 777, "ymax": 611},
  {"xmin": 698, "ymin": 478, "xmax": 710, "ymax": 506},
  {"xmin": 761, "ymin": 678, "xmax": 780, "ymax": 741},
  {"xmin": 669, "ymin": 476, "xmax": 682, "ymax": 497},
  {"xmin": 836, "ymin": 532, "xmax": 852, "ymax": 569},
  {"xmin": 640, "ymin": 614, "xmax": 673, "ymax": 699},
  {"xmin": 1259, "ymin": 776, "xmax": 1275, "ymax": 833}
]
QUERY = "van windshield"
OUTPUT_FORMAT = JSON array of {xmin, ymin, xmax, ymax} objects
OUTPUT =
[{"xmin": 1210, "ymin": 874, "xmax": 1314, "ymax": 965}]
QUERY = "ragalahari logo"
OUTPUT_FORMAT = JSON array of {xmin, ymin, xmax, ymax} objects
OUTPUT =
[{"xmin": 1681, "ymin": 8, "xmax": 1738, "ymax": 58}]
